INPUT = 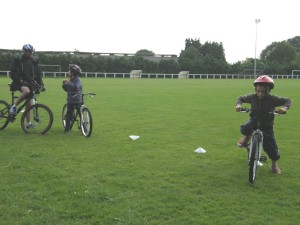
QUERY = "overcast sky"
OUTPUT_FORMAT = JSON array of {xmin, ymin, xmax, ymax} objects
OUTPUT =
[{"xmin": 1, "ymin": 0, "xmax": 299, "ymax": 64}]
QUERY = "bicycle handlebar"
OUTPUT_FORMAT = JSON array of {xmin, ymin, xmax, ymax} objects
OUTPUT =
[
  {"xmin": 239, "ymin": 108, "xmax": 286, "ymax": 115},
  {"xmin": 72, "ymin": 93, "xmax": 96, "ymax": 98},
  {"xmin": 28, "ymin": 79, "xmax": 46, "ymax": 92}
]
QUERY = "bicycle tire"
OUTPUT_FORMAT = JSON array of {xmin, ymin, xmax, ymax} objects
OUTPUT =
[
  {"xmin": 62, "ymin": 103, "xmax": 77, "ymax": 131},
  {"xmin": 62, "ymin": 103, "xmax": 67, "ymax": 129},
  {"xmin": 21, "ymin": 104, "xmax": 53, "ymax": 134},
  {"xmin": 248, "ymin": 134, "xmax": 260, "ymax": 183},
  {"xmin": 0, "ymin": 100, "xmax": 10, "ymax": 130},
  {"xmin": 80, "ymin": 106, "xmax": 93, "ymax": 137}
]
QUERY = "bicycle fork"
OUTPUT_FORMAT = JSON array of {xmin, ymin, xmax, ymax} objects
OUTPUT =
[
  {"xmin": 249, "ymin": 130, "xmax": 264, "ymax": 166},
  {"xmin": 32, "ymin": 98, "xmax": 40, "ymax": 123}
]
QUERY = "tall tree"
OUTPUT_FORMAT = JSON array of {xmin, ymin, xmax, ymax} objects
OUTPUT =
[
  {"xmin": 185, "ymin": 38, "xmax": 202, "ymax": 52},
  {"xmin": 260, "ymin": 41, "xmax": 297, "ymax": 64},
  {"xmin": 135, "ymin": 49, "xmax": 155, "ymax": 56},
  {"xmin": 179, "ymin": 38, "xmax": 227, "ymax": 73},
  {"xmin": 178, "ymin": 46, "xmax": 203, "ymax": 73},
  {"xmin": 201, "ymin": 41, "xmax": 226, "ymax": 62},
  {"xmin": 287, "ymin": 36, "xmax": 300, "ymax": 53}
]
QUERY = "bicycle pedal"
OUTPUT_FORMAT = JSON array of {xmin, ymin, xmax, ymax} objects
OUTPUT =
[
  {"xmin": 8, "ymin": 115, "xmax": 16, "ymax": 122},
  {"xmin": 259, "ymin": 156, "xmax": 267, "ymax": 162},
  {"xmin": 257, "ymin": 161, "xmax": 264, "ymax": 166}
]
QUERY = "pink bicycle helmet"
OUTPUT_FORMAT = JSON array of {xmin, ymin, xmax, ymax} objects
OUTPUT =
[
  {"xmin": 253, "ymin": 75, "xmax": 274, "ymax": 89},
  {"xmin": 69, "ymin": 64, "xmax": 82, "ymax": 75}
]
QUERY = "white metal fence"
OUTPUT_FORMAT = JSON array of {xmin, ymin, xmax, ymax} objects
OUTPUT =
[{"xmin": 1, "ymin": 71, "xmax": 300, "ymax": 79}]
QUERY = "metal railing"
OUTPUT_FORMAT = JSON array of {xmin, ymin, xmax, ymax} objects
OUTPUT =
[{"xmin": 1, "ymin": 71, "xmax": 300, "ymax": 79}]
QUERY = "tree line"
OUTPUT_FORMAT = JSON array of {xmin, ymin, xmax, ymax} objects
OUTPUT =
[{"xmin": 1, "ymin": 36, "xmax": 299, "ymax": 75}]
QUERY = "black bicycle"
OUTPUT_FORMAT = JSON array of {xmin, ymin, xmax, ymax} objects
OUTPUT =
[
  {"xmin": 61, "ymin": 93, "xmax": 95, "ymax": 137},
  {"xmin": 239, "ymin": 108, "xmax": 283, "ymax": 183},
  {"xmin": 0, "ymin": 80, "xmax": 53, "ymax": 134}
]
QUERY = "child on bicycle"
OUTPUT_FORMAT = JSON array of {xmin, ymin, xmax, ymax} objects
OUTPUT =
[
  {"xmin": 62, "ymin": 64, "xmax": 83, "ymax": 133},
  {"xmin": 235, "ymin": 75, "xmax": 292, "ymax": 174}
]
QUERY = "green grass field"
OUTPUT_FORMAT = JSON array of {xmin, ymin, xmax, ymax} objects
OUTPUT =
[{"xmin": 0, "ymin": 77, "xmax": 299, "ymax": 225}]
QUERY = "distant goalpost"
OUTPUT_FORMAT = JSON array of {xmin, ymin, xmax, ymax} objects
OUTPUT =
[
  {"xmin": 239, "ymin": 69, "xmax": 263, "ymax": 75},
  {"xmin": 39, "ymin": 64, "xmax": 61, "ymax": 72},
  {"xmin": 130, "ymin": 70, "xmax": 142, "ymax": 78},
  {"xmin": 292, "ymin": 70, "xmax": 300, "ymax": 75},
  {"xmin": 178, "ymin": 71, "xmax": 189, "ymax": 79},
  {"xmin": 39, "ymin": 64, "xmax": 62, "ymax": 78}
]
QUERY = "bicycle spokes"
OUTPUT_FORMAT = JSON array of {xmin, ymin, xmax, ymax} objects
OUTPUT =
[
  {"xmin": 0, "ymin": 100, "xmax": 11, "ymax": 130},
  {"xmin": 21, "ymin": 104, "xmax": 53, "ymax": 134},
  {"xmin": 80, "ymin": 107, "xmax": 93, "ymax": 137},
  {"xmin": 248, "ymin": 133, "xmax": 262, "ymax": 183}
]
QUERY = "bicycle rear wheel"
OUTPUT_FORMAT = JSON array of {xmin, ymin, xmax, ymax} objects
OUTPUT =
[
  {"xmin": 21, "ymin": 104, "xmax": 53, "ymax": 134},
  {"xmin": 248, "ymin": 134, "xmax": 260, "ymax": 183},
  {"xmin": 62, "ymin": 103, "xmax": 77, "ymax": 131},
  {"xmin": 80, "ymin": 106, "xmax": 93, "ymax": 137},
  {"xmin": 0, "ymin": 100, "xmax": 10, "ymax": 130}
]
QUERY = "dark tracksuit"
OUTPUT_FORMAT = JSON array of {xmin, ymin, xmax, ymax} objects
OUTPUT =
[
  {"xmin": 10, "ymin": 54, "xmax": 43, "ymax": 92},
  {"xmin": 236, "ymin": 93, "xmax": 292, "ymax": 161},
  {"xmin": 62, "ymin": 76, "xmax": 83, "ymax": 131}
]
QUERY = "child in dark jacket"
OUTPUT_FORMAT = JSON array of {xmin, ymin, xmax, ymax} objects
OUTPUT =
[
  {"xmin": 62, "ymin": 64, "xmax": 83, "ymax": 133},
  {"xmin": 235, "ymin": 75, "xmax": 292, "ymax": 175}
]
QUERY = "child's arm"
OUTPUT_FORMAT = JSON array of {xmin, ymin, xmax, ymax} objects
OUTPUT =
[
  {"xmin": 276, "ymin": 96, "xmax": 292, "ymax": 114},
  {"xmin": 235, "ymin": 94, "xmax": 253, "ymax": 112}
]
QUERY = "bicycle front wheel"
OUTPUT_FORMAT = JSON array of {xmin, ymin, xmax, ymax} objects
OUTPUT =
[
  {"xmin": 0, "ymin": 100, "xmax": 10, "ymax": 130},
  {"xmin": 248, "ymin": 134, "xmax": 260, "ymax": 183},
  {"xmin": 62, "ymin": 103, "xmax": 67, "ymax": 129},
  {"xmin": 80, "ymin": 106, "xmax": 93, "ymax": 137},
  {"xmin": 21, "ymin": 104, "xmax": 54, "ymax": 134}
]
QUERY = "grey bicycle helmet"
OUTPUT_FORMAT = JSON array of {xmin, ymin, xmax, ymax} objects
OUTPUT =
[
  {"xmin": 22, "ymin": 44, "xmax": 35, "ymax": 52},
  {"xmin": 69, "ymin": 64, "xmax": 82, "ymax": 75}
]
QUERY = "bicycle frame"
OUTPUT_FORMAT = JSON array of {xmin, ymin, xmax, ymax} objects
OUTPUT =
[
  {"xmin": 0, "ymin": 81, "xmax": 53, "ymax": 134},
  {"xmin": 248, "ymin": 129, "xmax": 263, "ymax": 159},
  {"xmin": 71, "ymin": 105, "xmax": 82, "ymax": 130},
  {"xmin": 8, "ymin": 91, "xmax": 35, "ymax": 121},
  {"xmin": 247, "ymin": 129, "xmax": 264, "ymax": 183}
]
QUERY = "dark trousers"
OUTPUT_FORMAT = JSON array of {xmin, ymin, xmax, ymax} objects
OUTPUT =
[
  {"xmin": 240, "ymin": 119, "xmax": 280, "ymax": 161},
  {"xmin": 65, "ymin": 103, "xmax": 81, "ymax": 131}
]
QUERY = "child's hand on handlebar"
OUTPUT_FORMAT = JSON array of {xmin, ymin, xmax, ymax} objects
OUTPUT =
[
  {"xmin": 40, "ymin": 85, "xmax": 46, "ymax": 92},
  {"xmin": 277, "ymin": 107, "xmax": 287, "ymax": 114},
  {"xmin": 235, "ymin": 104, "xmax": 242, "ymax": 112}
]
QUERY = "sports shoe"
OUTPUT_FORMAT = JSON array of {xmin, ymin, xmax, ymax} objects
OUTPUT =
[
  {"xmin": 64, "ymin": 129, "xmax": 70, "ymax": 133},
  {"xmin": 237, "ymin": 135, "xmax": 251, "ymax": 148},
  {"xmin": 9, "ymin": 105, "xmax": 17, "ymax": 116},
  {"xmin": 272, "ymin": 162, "xmax": 282, "ymax": 175},
  {"xmin": 26, "ymin": 123, "xmax": 36, "ymax": 129}
]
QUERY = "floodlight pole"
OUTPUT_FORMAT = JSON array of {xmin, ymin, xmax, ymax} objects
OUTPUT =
[{"xmin": 254, "ymin": 19, "xmax": 260, "ymax": 78}]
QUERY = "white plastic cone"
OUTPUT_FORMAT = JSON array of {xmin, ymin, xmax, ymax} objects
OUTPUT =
[
  {"xmin": 129, "ymin": 135, "xmax": 140, "ymax": 140},
  {"xmin": 194, "ymin": 147, "xmax": 206, "ymax": 153}
]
